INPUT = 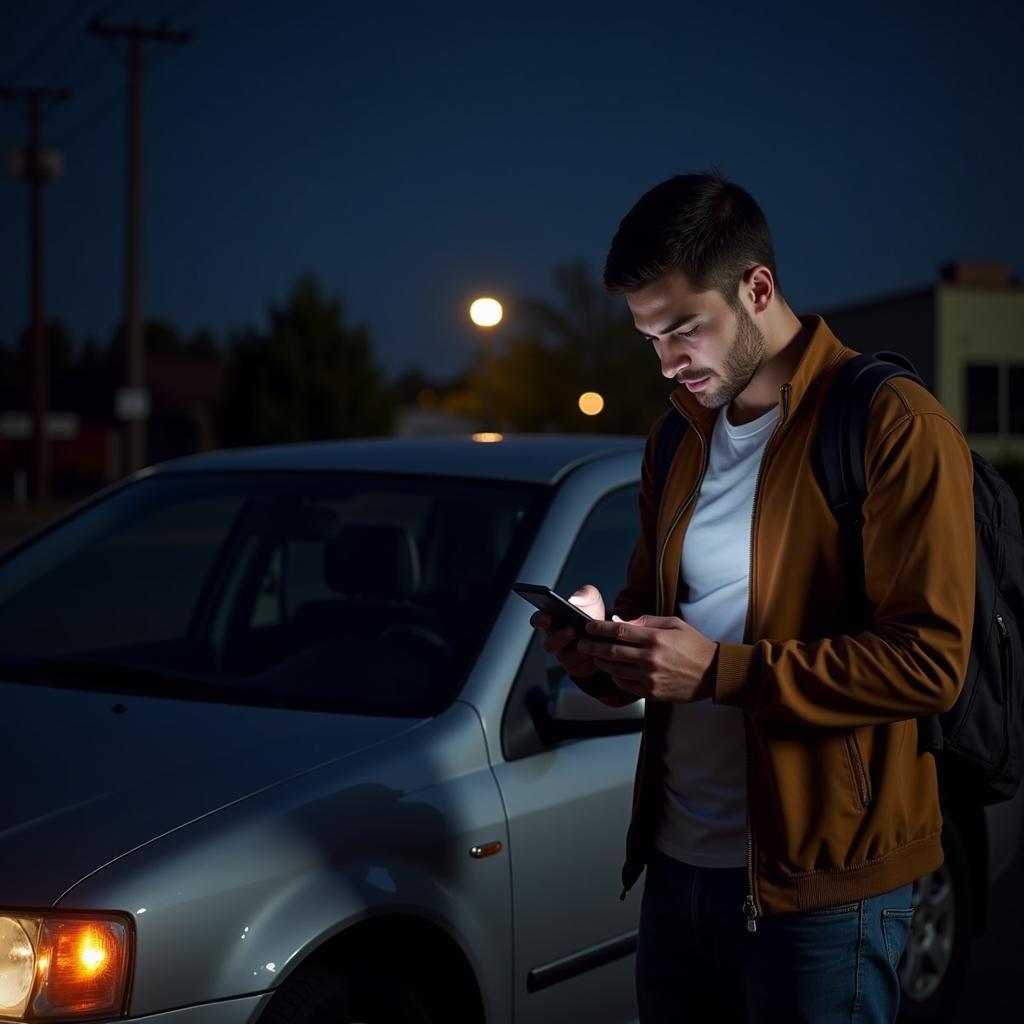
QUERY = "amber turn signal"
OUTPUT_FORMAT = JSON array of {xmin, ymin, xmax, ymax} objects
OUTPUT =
[
  {"xmin": 37, "ymin": 918, "xmax": 130, "ymax": 1013},
  {"xmin": 0, "ymin": 912, "xmax": 132, "ymax": 1019}
]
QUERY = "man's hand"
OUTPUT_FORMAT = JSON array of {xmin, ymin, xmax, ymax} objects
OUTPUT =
[
  {"xmin": 576, "ymin": 614, "xmax": 718, "ymax": 702},
  {"xmin": 529, "ymin": 584, "xmax": 605, "ymax": 679}
]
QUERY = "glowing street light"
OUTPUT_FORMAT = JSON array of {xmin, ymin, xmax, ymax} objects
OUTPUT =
[
  {"xmin": 579, "ymin": 391, "xmax": 605, "ymax": 416},
  {"xmin": 469, "ymin": 297, "xmax": 503, "ymax": 327}
]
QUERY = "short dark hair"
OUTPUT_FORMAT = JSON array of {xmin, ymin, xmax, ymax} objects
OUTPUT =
[{"xmin": 603, "ymin": 172, "xmax": 780, "ymax": 304}]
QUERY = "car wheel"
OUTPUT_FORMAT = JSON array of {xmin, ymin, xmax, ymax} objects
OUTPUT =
[
  {"xmin": 898, "ymin": 816, "xmax": 973, "ymax": 1023},
  {"xmin": 258, "ymin": 961, "xmax": 433, "ymax": 1024}
]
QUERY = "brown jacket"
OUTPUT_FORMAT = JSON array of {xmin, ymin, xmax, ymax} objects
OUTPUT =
[{"xmin": 581, "ymin": 315, "xmax": 976, "ymax": 924}]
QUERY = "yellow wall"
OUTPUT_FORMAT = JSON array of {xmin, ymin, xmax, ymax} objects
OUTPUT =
[{"xmin": 936, "ymin": 285, "xmax": 1024, "ymax": 463}]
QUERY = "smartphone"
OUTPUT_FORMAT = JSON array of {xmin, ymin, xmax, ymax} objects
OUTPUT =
[{"xmin": 513, "ymin": 582, "xmax": 611, "ymax": 641}]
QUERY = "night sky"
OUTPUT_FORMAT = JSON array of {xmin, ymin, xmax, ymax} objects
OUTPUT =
[{"xmin": 2, "ymin": 0, "xmax": 1022, "ymax": 380}]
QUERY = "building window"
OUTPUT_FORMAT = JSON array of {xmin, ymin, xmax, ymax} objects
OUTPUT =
[
  {"xmin": 966, "ymin": 365, "xmax": 999, "ymax": 434},
  {"xmin": 1010, "ymin": 366, "xmax": 1024, "ymax": 435},
  {"xmin": 966, "ymin": 362, "xmax": 1023, "ymax": 437}
]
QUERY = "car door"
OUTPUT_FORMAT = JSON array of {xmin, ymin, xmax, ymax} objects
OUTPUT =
[{"xmin": 492, "ymin": 484, "xmax": 643, "ymax": 1024}]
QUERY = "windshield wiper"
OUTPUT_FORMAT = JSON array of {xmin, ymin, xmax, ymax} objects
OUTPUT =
[
  {"xmin": 2, "ymin": 656, "xmax": 216, "ymax": 700},
  {"xmin": 0, "ymin": 655, "xmax": 353, "ymax": 713}
]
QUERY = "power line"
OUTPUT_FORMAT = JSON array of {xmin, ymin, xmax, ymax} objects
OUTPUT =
[
  {"xmin": 3, "ymin": 0, "xmax": 97, "ymax": 85},
  {"xmin": 46, "ymin": 45, "xmax": 111, "ymax": 94},
  {"xmin": 41, "ymin": 28, "xmax": 95, "ymax": 91},
  {"xmin": 4, "ymin": 0, "xmax": 202, "ymax": 139},
  {"xmin": 51, "ymin": 81, "xmax": 124, "ymax": 149},
  {"xmin": 52, "ymin": 21, "xmax": 190, "ymax": 151},
  {"xmin": 3, "ymin": 1, "xmax": 137, "ymax": 92},
  {"xmin": 51, "ymin": 1, "xmax": 144, "ymax": 80}
]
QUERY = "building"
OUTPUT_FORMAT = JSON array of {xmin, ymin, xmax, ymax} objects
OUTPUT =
[{"xmin": 821, "ymin": 262, "xmax": 1024, "ymax": 465}]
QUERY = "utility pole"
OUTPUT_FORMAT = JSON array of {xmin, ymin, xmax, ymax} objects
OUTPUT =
[
  {"xmin": 1, "ymin": 85, "xmax": 69, "ymax": 502},
  {"xmin": 87, "ymin": 18, "xmax": 191, "ymax": 475}
]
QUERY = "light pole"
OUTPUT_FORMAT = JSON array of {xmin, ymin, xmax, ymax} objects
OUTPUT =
[
  {"xmin": 2, "ymin": 85, "xmax": 69, "ymax": 502},
  {"xmin": 468, "ymin": 296, "xmax": 503, "ymax": 432}
]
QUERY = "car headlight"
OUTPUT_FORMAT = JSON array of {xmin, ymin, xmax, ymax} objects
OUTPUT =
[{"xmin": 0, "ymin": 912, "xmax": 132, "ymax": 1020}]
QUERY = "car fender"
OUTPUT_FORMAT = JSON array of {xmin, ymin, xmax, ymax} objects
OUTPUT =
[{"xmin": 56, "ymin": 704, "xmax": 512, "ymax": 1020}]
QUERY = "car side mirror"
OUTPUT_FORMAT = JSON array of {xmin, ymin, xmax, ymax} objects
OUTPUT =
[
  {"xmin": 504, "ymin": 635, "xmax": 644, "ymax": 760},
  {"xmin": 539, "ymin": 674, "xmax": 643, "ymax": 738}
]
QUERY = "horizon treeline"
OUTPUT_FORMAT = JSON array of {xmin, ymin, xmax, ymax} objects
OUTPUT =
[{"xmin": 0, "ymin": 263, "xmax": 675, "ymax": 445}]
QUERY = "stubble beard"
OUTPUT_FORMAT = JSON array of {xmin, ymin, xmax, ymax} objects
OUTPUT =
[{"xmin": 691, "ymin": 304, "xmax": 767, "ymax": 410}]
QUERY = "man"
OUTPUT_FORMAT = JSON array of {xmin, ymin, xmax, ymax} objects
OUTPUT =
[{"xmin": 531, "ymin": 173, "xmax": 975, "ymax": 1023}]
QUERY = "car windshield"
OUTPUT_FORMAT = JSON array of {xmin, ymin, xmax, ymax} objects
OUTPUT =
[{"xmin": 0, "ymin": 471, "xmax": 549, "ymax": 716}]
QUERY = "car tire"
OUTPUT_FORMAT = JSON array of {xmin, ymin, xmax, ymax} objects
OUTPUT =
[
  {"xmin": 898, "ymin": 816, "xmax": 973, "ymax": 1023},
  {"xmin": 258, "ymin": 960, "xmax": 433, "ymax": 1024}
]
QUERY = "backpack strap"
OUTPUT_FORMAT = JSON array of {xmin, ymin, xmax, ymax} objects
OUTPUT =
[
  {"xmin": 815, "ymin": 351, "xmax": 925, "ymax": 524},
  {"xmin": 653, "ymin": 407, "xmax": 689, "ymax": 507},
  {"xmin": 814, "ymin": 351, "xmax": 942, "ymax": 753}
]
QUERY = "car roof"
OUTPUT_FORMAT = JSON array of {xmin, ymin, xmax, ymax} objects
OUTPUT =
[{"xmin": 148, "ymin": 434, "xmax": 646, "ymax": 485}]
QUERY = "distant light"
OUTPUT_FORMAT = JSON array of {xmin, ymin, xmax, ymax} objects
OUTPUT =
[
  {"xmin": 469, "ymin": 297, "xmax": 503, "ymax": 327},
  {"xmin": 578, "ymin": 392, "xmax": 605, "ymax": 416},
  {"xmin": 472, "ymin": 432, "xmax": 504, "ymax": 443}
]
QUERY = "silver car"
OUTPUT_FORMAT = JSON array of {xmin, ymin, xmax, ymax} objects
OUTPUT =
[{"xmin": 0, "ymin": 436, "xmax": 1018, "ymax": 1024}]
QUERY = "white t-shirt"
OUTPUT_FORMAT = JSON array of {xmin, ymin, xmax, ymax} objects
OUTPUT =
[{"xmin": 655, "ymin": 401, "xmax": 779, "ymax": 868}]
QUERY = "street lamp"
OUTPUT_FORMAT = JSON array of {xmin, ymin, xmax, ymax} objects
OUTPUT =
[
  {"xmin": 578, "ymin": 391, "xmax": 605, "ymax": 416},
  {"xmin": 469, "ymin": 297, "xmax": 503, "ymax": 328},
  {"xmin": 468, "ymin": 296, "xmax": 503, "ymax": 430}
]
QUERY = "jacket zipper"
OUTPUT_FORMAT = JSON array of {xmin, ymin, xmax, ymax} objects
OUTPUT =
[
  {"xmin": 742, "ymin": 381, "xmax": 792, "ymax": 934},
  {"xmin": 655, "ymin": 396, "xmax": 709, "ymax": 616},
  {"xmin": 618, "ymin": 395, "xmax": 708, "ymax": 901}
]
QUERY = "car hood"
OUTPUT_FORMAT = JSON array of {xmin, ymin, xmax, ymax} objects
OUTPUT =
[{"xmin": 1, "ymin": 680, "xmax": 423, "ymax": 907}]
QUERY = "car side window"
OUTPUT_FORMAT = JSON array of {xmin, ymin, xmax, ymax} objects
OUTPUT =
[{"xmin": 548, "ymin": 485, "xmax": 640, "ymax": 673}]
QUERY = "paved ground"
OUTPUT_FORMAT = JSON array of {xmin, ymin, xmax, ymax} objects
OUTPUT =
[{"xmin": 947, "ymin": 837, "xmax": 1022, "ymax": 1022}]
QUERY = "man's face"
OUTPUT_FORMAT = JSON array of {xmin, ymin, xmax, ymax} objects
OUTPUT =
[{"xmin": 626, "ymin": 269, "xmax": 767, "ymax": 410}]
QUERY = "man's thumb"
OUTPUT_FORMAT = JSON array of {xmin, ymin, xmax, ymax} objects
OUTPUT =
[{"xmin": 635, "ymin": 614, "xmax": 683, "ymax": 629}]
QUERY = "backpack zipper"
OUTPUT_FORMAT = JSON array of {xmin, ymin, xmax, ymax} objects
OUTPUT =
[{"xmin": 996, "ymin": 614, "xmax": 1012, "ymax": 773}]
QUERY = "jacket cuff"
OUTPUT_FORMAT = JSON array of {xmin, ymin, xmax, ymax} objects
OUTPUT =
[{"xmin": 714, "ymin": 642, "xmax": 757, "ymax": 708}]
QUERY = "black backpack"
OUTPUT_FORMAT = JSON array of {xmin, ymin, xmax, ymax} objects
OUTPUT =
[
  {"xmin": 653, "ymin": 355, "xmax": 1024, "ymax": 805},
  {"xmin": 815, "ymin": 352, "xmax": 1024, "ymax": 804}
]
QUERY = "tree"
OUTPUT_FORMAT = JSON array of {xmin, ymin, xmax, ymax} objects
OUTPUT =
[
  {"xmin": 487, "ymin": 261, "xmax": 673, "ymax": 434},
  {"xmin": 107, "ymin": 319, "xmax": 224, "ymax": 362},
  {"xmin": 488, "ymin": 337, "xmax": 576, "ymax": 432},
  {"xmin": 218, "ymin": 276, "xmax": 394, "ymax": 446},
  {"xmin": 0, "ymin": 320, "xmax": 75, "ymax": 410}
]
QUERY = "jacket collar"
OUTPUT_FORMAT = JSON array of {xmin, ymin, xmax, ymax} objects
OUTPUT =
[{"xmin": 668, "ymin": 314, "xmax": 847, "ymax": 427}]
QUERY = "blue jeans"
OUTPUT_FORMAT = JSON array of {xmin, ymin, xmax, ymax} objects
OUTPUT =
[{"xmin": 636, "ymin": 849, "xmax": 915, "ymax": 1023}]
